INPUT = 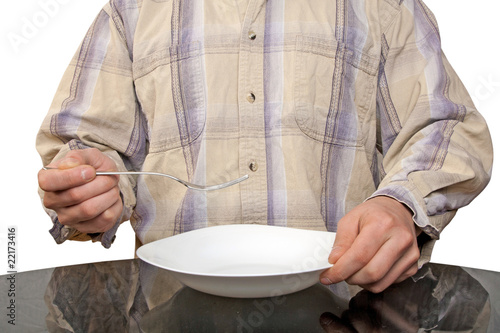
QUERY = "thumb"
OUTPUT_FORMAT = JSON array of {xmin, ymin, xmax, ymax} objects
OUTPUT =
[
  {"xmin": 328, "ymin": 214, "xmax": 359, "ymax": 264},
  {"xmin": 66, "ymin": 148, "xmax": 117, "ymax": 171},
  {"xmin": 54, "ymin": 157, "xmax": 82, "ymax": 170}
]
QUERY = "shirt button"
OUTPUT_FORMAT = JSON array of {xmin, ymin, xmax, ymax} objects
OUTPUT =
[
  {"xmin": 246, "ymin": 92, "xmax": 256, "ymax": 103},
  {"xmin": 249, "ymin": 161, "xmax": 259, "ymax": 172},
  {"xmin": 248, "ymin": 31, "xmax": 257, "ymax": 40}
]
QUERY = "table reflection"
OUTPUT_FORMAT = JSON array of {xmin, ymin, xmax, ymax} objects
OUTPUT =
[
  {"xmin": 5, "ymin": 259, "xmax": 495, "ymax": 332},
  {"xmin": 320, "ymin": 265, "xmax": 490, "ymax": 332}
]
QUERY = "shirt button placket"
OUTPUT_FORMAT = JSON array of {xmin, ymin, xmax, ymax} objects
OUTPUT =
[
  {"xmin": 247, "ymin": 29, "xmax": 258, "ymax": 182},
  {"xmin": 238, "ymin": 1, "xmax": 267, "ymax": 224},
  {"xmin": 247, "ymin": 31, "xmax": 257, "ymax": 105},
  {"xmin": 247, "ymin": 27, "xmax": 258, "ymax": 175}
]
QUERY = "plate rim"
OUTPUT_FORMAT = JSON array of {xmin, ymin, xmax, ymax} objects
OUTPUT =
[{"xmin": 136, "ymin": 224, "xmax": 334, "ymax": 278}]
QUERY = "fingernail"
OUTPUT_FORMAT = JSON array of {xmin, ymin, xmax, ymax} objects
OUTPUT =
[
  {"xmin": 81, "ymin": 168, "xmax": 89, "ymax": 181},
  {"xmin": 80, "ymin": 166, "xmax": 96, "ymax": 181},
  {"xmin": 328, "ymin": 246, "xmax": 341, "ymax": 263},
  {"xmin": 320, "ymin": 277, "xmax": 333, "ymax": 285},
  {"xmin": 59, "ymin": 158, "xmax": 80, "ymax": 169}
]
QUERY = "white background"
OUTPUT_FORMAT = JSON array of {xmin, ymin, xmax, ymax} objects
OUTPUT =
[{"xmin": 0, "ymin": 0, "xmax": 499, "ymax": 275}]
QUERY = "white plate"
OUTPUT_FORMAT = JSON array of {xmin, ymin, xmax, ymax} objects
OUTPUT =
[{"xmin": 136, "ymin": 224, "xmax": 335, "ymax": 298}]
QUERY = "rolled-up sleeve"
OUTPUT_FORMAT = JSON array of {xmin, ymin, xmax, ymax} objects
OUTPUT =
[{"xmin": 371, "ymin": 0, "xmax": 493, "ymax": 264}]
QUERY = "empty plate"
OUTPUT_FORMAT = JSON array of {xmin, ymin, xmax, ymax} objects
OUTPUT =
[{"xmin": 136, "ymin": 224, "xmax": 335, "ymax": 298}]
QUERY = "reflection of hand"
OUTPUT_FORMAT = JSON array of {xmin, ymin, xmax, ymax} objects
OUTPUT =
[
  {"xmin": 320, "ymin": 196, "xmax": 421, "ymax": 293},
  {"xmin": 320, "ymin": 301, "xmax": 419, "ymax": 333},
  {"xmin": 321, "ymin": 264, "xmax": 492, "ymax": 332},
  {"xmin": 320, "ymin": 287, "xmax": 421, "ymax": 333},
  {"xmin": 38, "ymin": 148, "xmax": 123, "ymax": 234},
  {"xmin": 320, "ymin": 312, "xmax": 356, "ymax": 333}
]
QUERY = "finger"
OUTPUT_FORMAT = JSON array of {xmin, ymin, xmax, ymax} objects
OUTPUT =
[
  {"xmin": 56, "ymin": 186, "xmax": 121, "ymax": 226},
  {"xmin": 319, "ymin": 312, "xmax": 355, "ymax": 333},
  {"xmin": 328, "ymin": 215, "xmax": 360, "ymax": 265},
  {"xmin": 394, "ymin": 262, "xmax": 419, "ymax": 283},
  {"xmin": 43, "ymin": 174, "xmax": 119, "ymax": 209},
  {"xmin": 321, "ymin": 222, "xmax": 387, "ymax": 285},
  {"xmin": 72, "ymin": 198, "xmax": 123, "ymax": 234},
  {"xmin": 345, "ymin": 228, "xmax": 417, "ymax": 287},
  {"xmin": 66, "ymin": 148, "xmax": 117, "ymax": 171},
  {"xmin": 38, "ymin": 165, "xmax": 96, "ymax": 192},
  {"xmin": 357, "ymin": 246, "xmax": 420, "ymax": 293},
  {"xmin": 51, "ymin": 157, "xmax": 81, "ymax": 170}
]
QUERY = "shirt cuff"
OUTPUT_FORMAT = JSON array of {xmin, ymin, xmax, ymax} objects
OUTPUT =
[
  {"xmin": 368, "ymin": 183, "xmax": 441, "ymax": 238},
  {"xmin": 48, "ymin": 215, "xmax": 120, "ymax": 249}
]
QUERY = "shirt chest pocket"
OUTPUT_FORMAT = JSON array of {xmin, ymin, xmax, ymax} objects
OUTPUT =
[
  {"xmin": 134, "ymin": 42, "xmax": 206, "ymax": 153},
  {"xmin": 294, "ymin": 36, "xmax": 377, "ymax": 146}
]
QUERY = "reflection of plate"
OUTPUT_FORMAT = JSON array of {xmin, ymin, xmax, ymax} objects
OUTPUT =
[{"xmin": 136, "ymin": 224, "xmax": 335, "ymax": 298}]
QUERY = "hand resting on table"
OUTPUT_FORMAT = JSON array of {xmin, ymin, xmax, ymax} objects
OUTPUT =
[{"xmin": 320, "ymin": 196, "xmax": 422, "ymax": 293}]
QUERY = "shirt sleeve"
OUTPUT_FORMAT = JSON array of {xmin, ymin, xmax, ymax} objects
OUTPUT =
[
  {"xmin": 371, "ymin": 0, "xmax": 493, "ymax": 265},
  {"xmin": 36, "ymin": 3, "xmax": 147, "ymax": 248}
]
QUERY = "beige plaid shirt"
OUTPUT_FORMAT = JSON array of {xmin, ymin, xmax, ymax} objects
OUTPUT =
[{"xmin": 37, "ymin": 0, "xmax": 492, "ymax": 265}]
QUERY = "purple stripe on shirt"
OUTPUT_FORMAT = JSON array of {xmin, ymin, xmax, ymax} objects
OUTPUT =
[
  {"xmin": 109, "ymin": 0, "xmax": 139, "ymax": 59},
  {"xmin": 172, "ymin": 0, "xmax": 208, "ymax": 233},
  {"xmin": 321, "ymin": 0, "xmax": 362, "ymax": 232},
  {"xmin": 264, "ymin": 0, "xmax": 287, "ymax": 227},
  {"xmin": 398, "ymin": 0, "xmax": 466, "ymax": 176},
  {"xmin": 50, "ymin": 11, "xmax": 111, "ymax": 140}
]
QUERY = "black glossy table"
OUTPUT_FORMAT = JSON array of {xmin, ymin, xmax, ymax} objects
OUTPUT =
[{"xmin": 1, "ymin": 259, "xmax": 499, "ymax": 332}]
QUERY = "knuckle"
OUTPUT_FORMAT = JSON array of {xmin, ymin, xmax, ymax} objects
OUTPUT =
[
  {"xmin": 43, "ymin": 195, "xmax": 55, "ymax": 209},
  {"xmin": 378, "ymin": 215, "xmax": 396, "ymax": 230},
  {"xmin": 399, "ymin": 230, "xmax": 415, "ymax": 245},
  {"xmin": 101, "ymin": 208, "xmax": 117, "ymax": 225},
  {"xmin": 94, "ymin": 216, "xmax": 114, "ymax": 233},
  {"xmin": 66, "ymin": 188, "xmax": 84, "ymax": 204},
  {"xmin": 407, "ymin": 265, "xmax": 418, "ymax": 278},
  {"xmin": 57, "ymin": 214, "xmax": 72, "ymax": 226},
  {"xmin": 398, "ymin": 270, "xmax": 416, "ymax": 283},
  {"xmin": 368, "ymin": 284, "xmax": 386, "ymax": 294},
  {"xmin": 86, "ymin": 148, "xmax": 101, "ymax": 163},
  {"xmin": 79, "ymin": 202, "xmax": 99, "ymax": 220},
  {"xmin": 409, "ymin": 248, "xmax": 421, "ymax": 263},
  {"xmin": 365, "ymin": 267, "xmax": 384, "ymax": 283},
  {"xmin": 351, "ymin": 248, "xmax": 370, "ymax": 266}
]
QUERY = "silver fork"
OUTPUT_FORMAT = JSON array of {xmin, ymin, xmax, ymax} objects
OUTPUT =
[{"xmin": 42, "ymin": 167, "xmax": 249, "ymax": 191}]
